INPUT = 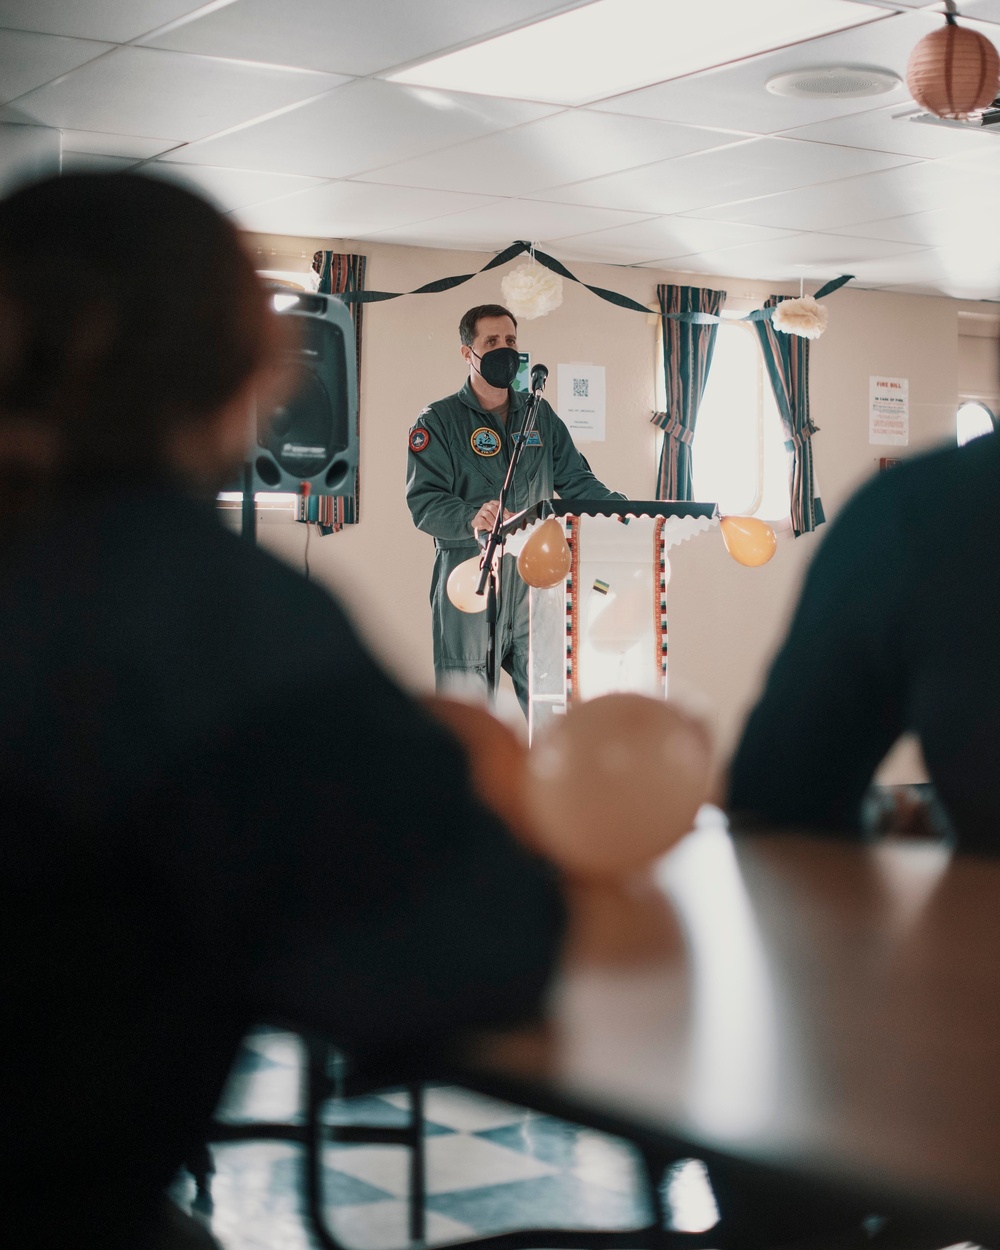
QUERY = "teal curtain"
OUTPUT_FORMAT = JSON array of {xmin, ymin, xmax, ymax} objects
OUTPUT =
[
  {"xmin": 300, "ymin": 250, "xmax": 366, "ymax": 534},
  {"xmin": 753, "ymin": 295, "xmax": 825, "ymax": 537},
  {"xmin": 651, "ymin": 284, "xmax": 725, "ymax": 501}
]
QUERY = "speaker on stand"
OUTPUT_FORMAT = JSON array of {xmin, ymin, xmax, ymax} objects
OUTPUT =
[{"xmin": 241, "ymin": 290, "xmax": 359, "ymax": 544}]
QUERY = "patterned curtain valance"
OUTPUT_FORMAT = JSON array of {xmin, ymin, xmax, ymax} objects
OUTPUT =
[
  {"xmin": 652, "ymin": 284, "xmax": 725, "ymax": 503},
  {"xmin": 753, "ymin": 295, "xmax": 825, "ymax": 537}
]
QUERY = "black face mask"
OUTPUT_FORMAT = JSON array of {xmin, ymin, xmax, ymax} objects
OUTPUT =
[{"xmin": 472, "ymin": 346, "xmax": 520, "ymax": 390}]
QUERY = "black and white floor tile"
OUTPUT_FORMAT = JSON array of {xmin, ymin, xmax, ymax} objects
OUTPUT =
[
  {"xmin": 171, "ymin": 1028, "xmax": 719, "ymax": 1250},
  {"xmin": 171, "ymin": 1030, "xmax": 986, "ymax": 1250}
]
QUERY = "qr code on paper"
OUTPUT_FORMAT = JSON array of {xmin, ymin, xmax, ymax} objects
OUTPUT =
[{"xmin": 572, "ymin": 377, "xmax": 589, "ymax": 398}]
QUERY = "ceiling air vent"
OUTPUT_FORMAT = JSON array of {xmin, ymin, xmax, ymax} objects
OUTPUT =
[
  {"xmin": 766, "ymin": 65, "xmax": 901, "ymax": 98},
  {"xmin": 897, "ymin": 97, "xmax": 1000, "ymax": 132}
]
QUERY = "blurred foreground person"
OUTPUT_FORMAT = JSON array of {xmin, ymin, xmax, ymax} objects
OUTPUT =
[
  {"xmin": 728, "ymin": 432, "xmax": 1000, "ymax": 848},
  {"xmin": 0, "ymin": 174, "xmax": 564, "ymax": 1248}
]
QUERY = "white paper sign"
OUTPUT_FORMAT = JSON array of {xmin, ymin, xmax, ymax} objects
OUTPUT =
[
  {"xmin": 557, "ymin": 363, "xmax": 605, "ymax": 442},
  {"xmin": 869, "ymin": 375, "xmax": 909, "ymax": 446}
]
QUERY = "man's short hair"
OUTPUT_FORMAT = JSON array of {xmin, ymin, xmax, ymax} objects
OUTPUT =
[{"xmin": 459, "ymin": 304, "xmax": 518, "ymax": 347}]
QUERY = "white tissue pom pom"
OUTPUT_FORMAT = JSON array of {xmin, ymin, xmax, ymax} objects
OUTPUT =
[
  {"xmin": 772, "ymin": 294, "xmax": 829, "ymax": 340},
  {"xmin": 500, "ymin": 262, "xmax": 563, "ymax": 320}
]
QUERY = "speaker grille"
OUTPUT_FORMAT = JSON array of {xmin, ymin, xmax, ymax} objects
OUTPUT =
[{"xmin": 766, "ymin": 65, "xmax": 901, "ymax": 99}]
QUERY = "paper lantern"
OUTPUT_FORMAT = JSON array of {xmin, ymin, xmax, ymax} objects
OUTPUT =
[
  {"xmin": 906, "ymin": 18, "xmax": 1000, "ymax": 121},
  {"xmin": 500, "ymin": 260, "xmax": 563, "ymax": 321}
]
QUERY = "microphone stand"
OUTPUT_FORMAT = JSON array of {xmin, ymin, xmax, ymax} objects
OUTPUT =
[{"xmin": 476, "ymin": 372, "xmax": 546, "ymax": 704}]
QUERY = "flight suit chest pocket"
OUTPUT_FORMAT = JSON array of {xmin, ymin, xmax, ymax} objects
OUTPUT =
[
  {"xmin": 511, "ymin": 432, "xmax": 545, "ymax": 500},
  {"xmin": 466, "ymin": 425, "xmax": 505, "ymax": 490}
]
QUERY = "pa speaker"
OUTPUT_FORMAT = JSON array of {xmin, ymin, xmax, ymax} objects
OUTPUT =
[{"xmin": 249, "ymin": 290, "xmax": 359, "ymax": 495}]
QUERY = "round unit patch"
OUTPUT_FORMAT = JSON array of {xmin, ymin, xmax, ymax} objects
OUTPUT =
[
  {"xmin": 409, "ymin": 426, "xmax": 430, "ymax": 453},
  {"xmin": 470, "ymin": 427, "xmax": 501, "ymax": 457}
]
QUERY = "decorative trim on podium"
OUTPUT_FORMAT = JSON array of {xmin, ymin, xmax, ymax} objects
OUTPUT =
[
  {"xmin": 655, "ymin": 517, "xmax": 669, "ymax": 692},
  {"xmin": 565, "ymin": 515, "xmax": 580, "ymax": 706}
]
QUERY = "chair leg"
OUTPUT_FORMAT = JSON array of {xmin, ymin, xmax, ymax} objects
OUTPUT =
[
  {"xmin": 305, "ymin": 1037, "xmax": 349, "ymax": 1250},
  {"xmin": 185, "ymin": 1143, "xmax": 215, "ymax": 1219},
  {"xmin": 407, "ymin": 1082, "xmax": 426, "ymax": 1244}
]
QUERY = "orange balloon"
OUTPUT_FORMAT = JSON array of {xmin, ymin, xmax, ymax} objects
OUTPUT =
[
  {"xmin": 517, "ymin": 517, "xmax": 571, "ymax": 589},
  {"xmin": 446, "ymin": 555, "xmax": 489, "ymax": 613},
  {"xmin": 720, "ymin": 515, "xmax": 777, "ymax": 567},
  {"xmin": 524, "ymin": 694, "xmax": 713, "ymax": 880},
  {"xmin": 422, "ymin": 696, "xmax": 535, "ymax": 847}
]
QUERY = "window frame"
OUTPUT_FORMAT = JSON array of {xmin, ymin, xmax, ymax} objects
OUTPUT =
[
  {"xmin": 956, "ymin": 397, "xmax": 998, "ymax": 447},
  {"xmin": 656, "ymin": 317, "xmax": 791, "ymax": 526}
]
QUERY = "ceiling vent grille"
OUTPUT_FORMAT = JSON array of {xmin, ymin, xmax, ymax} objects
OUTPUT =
[{"xmin": 766, "ymin": 65, "xmax": 901, "ymax": 98}]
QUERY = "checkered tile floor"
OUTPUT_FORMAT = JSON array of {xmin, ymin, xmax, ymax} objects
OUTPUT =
[{"xmin": 171, "ymin": 1029, "xmax": 719, "ymax": 1250}]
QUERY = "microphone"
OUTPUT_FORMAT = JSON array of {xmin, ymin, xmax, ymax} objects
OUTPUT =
[{"xmin": 530, "ymin": 363, "xmax": 548, "ymax": 393}]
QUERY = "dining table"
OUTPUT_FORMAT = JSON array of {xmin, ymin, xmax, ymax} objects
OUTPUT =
[{"xmin": 445, "ymin": 809, "xmax": 1000, "ymax": 1247}]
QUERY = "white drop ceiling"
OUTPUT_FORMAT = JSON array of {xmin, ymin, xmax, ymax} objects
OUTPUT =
[{"xmin": 2, "ymin": 0, "xmax": 1000, "ymax": 299}]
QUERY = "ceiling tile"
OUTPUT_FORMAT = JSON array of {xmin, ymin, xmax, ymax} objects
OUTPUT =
[
  {"xmin": 688, "ymin": 160, "xmax": 1000, "ymax": 231},
  {"xmin": 0, "ymin": 0, "xmax": 206, "ymax": 43},
  {"xmin": 0, "ymin": 45, "xmax": 346, "ymax": 141},
  {"xmin": 961, "ymin": 0, "xmax": 1000, "ymax": 24},
  {"xmin": 531, "ymin": 136, "xmax": 913, "ymax": 215},
  {"xmin": 58, "ymin": 128, "xmax": 179, "ymax": 158},
  {"xmin": 645, "ymin": 230, "xmax": 930, "ymax": 281},
  {"xmin": 360, "ymin": 197, "xmax": 656, "ymax": 251},
  {"xmin": 388, "ymin": 0, "xmax": 882, "ymax": 109},
  {"xmin": 149, "ymin": 162, "xmax": 326, "ymax": 212},
  {"xmin": 0, "ymin": 29, "xmax": 111, "ymax": 105},
  {"xmin": 824, "ymin": 203, "xmax": 1000, "ymax": 247},
  {"xmin": 0, "ymin": 121, "xmax": 59, "ymax": 192},
  {"xmin": 165, "ymin": 80, "xmax": 558, "ymax": 179},
  {"xmin": 229, "ymin": 180, "xmax": 498, "ymax": 238},
  {"xmin": 932, "ymin": 141, "xmax": 1000, "ymax": 175},
  {"xmin": 143, "ymin": 0, "xmax": 588, "ymax": 76},
  {"xmin": 846, "ymin": 247, "xmax": 1000, "ymax": 300},
  {"xmin": 780, "ymin": 103, "xmax": 1000, "ymax": 159},
  {"xmin": 60, "ymin": 151, "xmax": 140, "ymax": 173},
  {"xmin": 355, "ymin": 111, "xmax": 746, "ymax": 198},
  {"xmin": 547, "ymin": 216, "xmax": 799, "ymax": 265},
  {"xmin": 589, "ymin": 11, "xmax": 933, "ymax": 135}
]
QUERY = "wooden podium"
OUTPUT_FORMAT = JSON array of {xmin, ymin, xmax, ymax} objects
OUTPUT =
[{"xmin": 501, "ymin": 501, "xmax": 719, "ymax": 741}]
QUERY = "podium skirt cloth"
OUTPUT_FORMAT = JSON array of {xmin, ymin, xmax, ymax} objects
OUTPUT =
[{"xmin": 431, "ymin": 546, "xmax": 529, "ymax": 707}]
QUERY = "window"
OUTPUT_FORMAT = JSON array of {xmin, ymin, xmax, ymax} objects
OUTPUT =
[
  {"xmin": 956, "ymin": 400, "xmax": 996, "ymax": 447},
  {"xmin": 657, "ymin": 322, "xmax": 790, "ymax": 521}
]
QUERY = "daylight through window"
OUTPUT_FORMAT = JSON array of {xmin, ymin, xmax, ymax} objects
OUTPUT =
[{"xmin": 683, "ymin": 323, "xmax": 790, "ymax": 522}]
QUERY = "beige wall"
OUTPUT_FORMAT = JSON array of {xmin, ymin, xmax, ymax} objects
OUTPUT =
[{"xmin": 245, "ymin": 231, "xmax": 991, "ymax": 781}]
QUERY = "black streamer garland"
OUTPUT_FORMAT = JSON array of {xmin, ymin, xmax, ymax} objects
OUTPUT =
[{"xmin": 333, "ymin": 238, "xmax": 853, "ymax": 323}]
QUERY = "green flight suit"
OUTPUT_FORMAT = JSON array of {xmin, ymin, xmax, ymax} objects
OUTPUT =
[{"xmin": 406, "ymin": 379, "xmax": 623, "ymax": 706}]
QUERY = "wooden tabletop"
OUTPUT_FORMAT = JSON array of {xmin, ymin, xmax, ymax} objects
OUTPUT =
[{"xmin": 454, "ymin": 812, "xmax": 1000, "ymax": 1240}]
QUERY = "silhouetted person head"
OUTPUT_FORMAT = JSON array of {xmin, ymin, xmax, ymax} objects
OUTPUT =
[{"xmin": 0, "ymin": 172, "xmax": 281, "ymax": 523}]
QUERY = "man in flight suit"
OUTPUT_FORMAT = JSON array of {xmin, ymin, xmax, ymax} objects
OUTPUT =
[{"xmin": 406, "ymin": 303, "xmax": 623, "ymax": 707}]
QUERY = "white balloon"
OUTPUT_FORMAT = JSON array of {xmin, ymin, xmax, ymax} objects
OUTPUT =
[{"xmin": 447, "ymin": 556, "xmax": 489, "ymax": 613}]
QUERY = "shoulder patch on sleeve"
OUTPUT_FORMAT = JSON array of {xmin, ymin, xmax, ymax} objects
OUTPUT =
[{"xmin": 409, "ymin": 426, "xmax": 431, "ymax": 453}]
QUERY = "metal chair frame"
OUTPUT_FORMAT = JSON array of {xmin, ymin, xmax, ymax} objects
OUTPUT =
[{"xmin": 190, "ymin": 1031, "xmax": 683, "ymax": 1250}]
